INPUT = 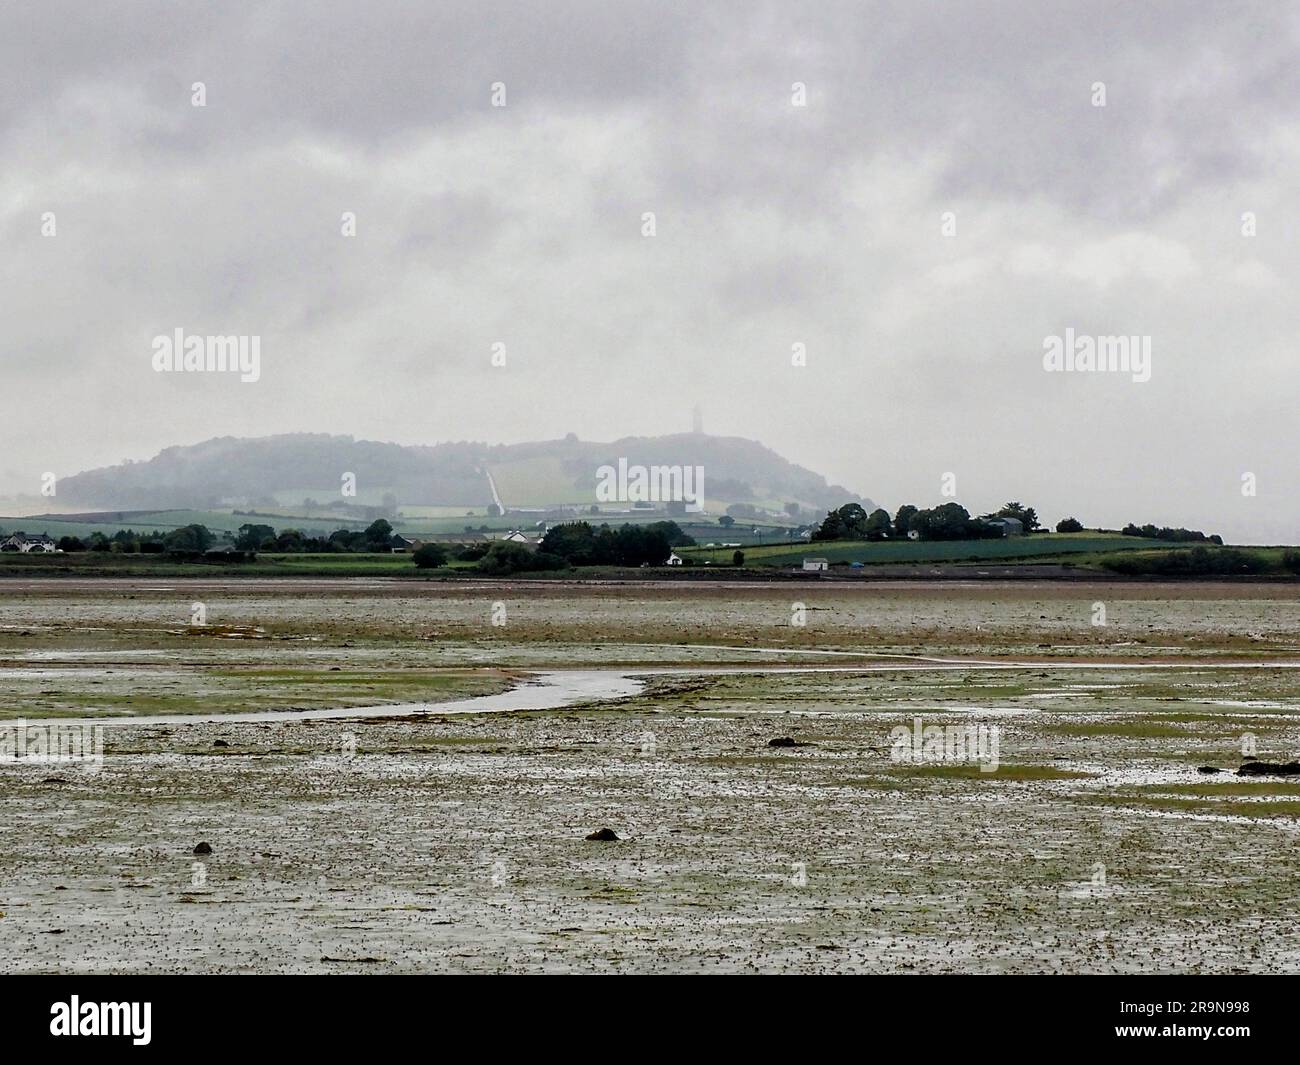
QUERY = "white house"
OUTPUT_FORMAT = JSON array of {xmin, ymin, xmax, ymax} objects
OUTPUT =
[
  {"xmin": 2, "ymin": 533, "xmax": 58, "ymax": 553},
  {"xmin": 500, "ymin": 530, "xmax": 531, "ymax": 543},
  {"xmin": 802, "ymin": 557, "xmax": 829, "ymax": 571},
  {"xmin": 666, "ymin": 552, "xmax": 683, "ymax": 566}
]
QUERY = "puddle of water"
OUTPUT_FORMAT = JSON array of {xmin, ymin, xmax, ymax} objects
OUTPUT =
[
  {"xmin": 18, "ymin": 650, "xmax": 171, "ymax": 660},
  {"xmin": 14, "ymin": 670, "xmax": 647, "ymax": 727}
]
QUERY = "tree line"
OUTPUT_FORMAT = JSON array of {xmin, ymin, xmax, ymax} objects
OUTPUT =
[
  {"xmin": 47, "ymin": 519, "xmax": 409, "ymax": 555},
  {"xmin": 414, "ymin": 520, "xmax": 695, "ymax": 574},
  {"xmin": 812, "ymin": 501, "xmax": 1042, "ymax": 542},
  {"xmin": 810, "ymin": 502, "xmax": 1222, "ymax": 545}
]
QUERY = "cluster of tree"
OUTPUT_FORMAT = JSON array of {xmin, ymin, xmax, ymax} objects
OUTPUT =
[
  {"xmin": 539, "ymin": 521, "xmax": 690, "ymax": 567},
  {"xmin": 476, "ymin": 542, "xmax": 568, "ymax": 575},
  {"xmin": 994, "ymin": 502, "xmax": 1041, "ymax": 532},
  {"xmin": 813, "ymin": 502, "xmax": 1029, "ymax": 542},
  {"xmin": 412, "ymin": 543, "xmax": 450, "ymax": 569},
  {"xmin": 1104, "ymin": 546, "xmax": 1264, "ymax": 576},
  {"xmin": 50, "ymin": 531, "xmax": 153, "ymax": 552},
  {"xmin": 412, "ymin": 541, "xmax": 510, "ymax": 569},
  {"xmin": 60, "ymin": 518, "xmax": 441, "ymax": 556},
  {"xmin": 812, "ymin": 503, "xmax": 893, "ymax": 541},
  {"xmin": 412, "ymin": 521, "xmax": 693, "ymax": 575},
  {"xmin": 234, "ymin": 519, "xmax": 407, "ymax": 553},
  {"xmin": 1121, "ymin": 523, "xmax": 1222, "ymax": 544},
  {"xmin": 413, "ymin": 541, "xmax": 570, "ymax": 575},
  {"xmin": 50, "ymin": 525, "xmax": 217, "ymax": 553},
  {"xmin": 808, "ymin": 505, "xmax": 1225, "ymax": 546},
  {"xmin": 901, "ymin": 504, "xmax": 1005, "ymax": 541}
]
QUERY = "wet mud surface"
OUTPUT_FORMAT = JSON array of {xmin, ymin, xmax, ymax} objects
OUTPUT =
[{"xmin": 2, "ymin": 580, "xmax": 1298, "ymax": 972}]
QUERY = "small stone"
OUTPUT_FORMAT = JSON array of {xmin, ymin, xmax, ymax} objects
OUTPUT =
[
  {"xmin": 193, "ymin": 842, "xmax": 213, "ymax": 855},
  {"xmin": 1237, "ymin": 761, "xmax": 1300, "ymax": 777},
  {"xmin": 585, "ymin": 828, "xmax": 619, "ymax": 841},
  {"xmin": 1196, "ymin": 766, "xmax": 1221, "ymax": 774}
]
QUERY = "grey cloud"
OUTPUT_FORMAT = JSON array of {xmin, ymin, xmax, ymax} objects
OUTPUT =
[{"xmin": 0, "ymin": 0, "xmax": 1297, "ymax": 544}]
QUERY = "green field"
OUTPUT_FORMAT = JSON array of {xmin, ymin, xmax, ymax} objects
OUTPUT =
[
  {"xmin": 0, "ymin": 551, "xmax": 433, "ymax": 578},
  {"xmin": 0, "ymin": 509, "xmax": 521, "ymax": 540},
  {"xmin": 488, "ymin": 456, "xmax": 587, "ymax": 507},
  {"xmin": 682, "ymin": 532, "xmax": 1149, "ymax": 566},
  {"xmin": 4, "ymin": 519, "xmax": 1291, "ymax": 579},
  {"xmin": 484, "ymin": 454, "xmax": 808, "ymax": 518},
  {"xmin": 0, "ymin": 506, "xmax": 804, "ymax": 545}
]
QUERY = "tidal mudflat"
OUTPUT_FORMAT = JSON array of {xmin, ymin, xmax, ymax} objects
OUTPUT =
[{"xmin": 2, "ymin": 578, "xmax": 1299, "ymax": 973}]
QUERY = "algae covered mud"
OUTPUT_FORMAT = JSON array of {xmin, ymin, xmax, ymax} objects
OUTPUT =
[{"xmin": 2, "ymin": 578, "xmax": 1299, "ymax": 973}]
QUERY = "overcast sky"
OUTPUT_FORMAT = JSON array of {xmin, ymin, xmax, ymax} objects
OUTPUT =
[{"xmin": 2, "ymin": 1, "xmax": 1297, "ymax": 541}]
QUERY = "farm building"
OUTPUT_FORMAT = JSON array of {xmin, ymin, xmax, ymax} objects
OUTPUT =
[
  {"xmin": 666, "ymin": 552, "xmax": 683, "ymax": 566},
  {"xmin": 982, "ymin": 516, "xmax": 1024, "ymax": 536},
  {"xmin": 802, "ymin": 557, "xmax": 829, "ymax": 571},
  {"xmin": 1, "ymin": 533, "xmax": 58, "ymax": 553}
]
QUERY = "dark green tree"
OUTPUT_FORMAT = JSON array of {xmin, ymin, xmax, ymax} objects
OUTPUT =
[
  {"xmin": 364, "ymin": 519, "xmax": 394, "ymax": 547},
  {"xmin": 864, "ymin": 508, "xmax": 892, "ymax": 540},
  {"xmin": 540, "ymin": 522, "xmax": 598, "ymax": 564},
  {"xmin": 837, "ymin": 503, "xmax": 868, "ymax": 536},
  {"xmin": 812, "ymin": 509, "xmax": 846, "ymax": 541},
  {"xmin": 412, "ymin": 543, "xmax": 449, "ymax": 569},
  {"xmin": 893, "ymin": 505, "xmax": 919, "ymax": 537},
  {"xmin": 236, "ymin": 523, "xmax": 277, "ymax": 550},
  {"xmin": 163, "ymin": 524, "xmax": 213, "ymax": 552},
  {"xmin": 998, "ymin": 502, "xmax": 1040, "ymax": 532}
]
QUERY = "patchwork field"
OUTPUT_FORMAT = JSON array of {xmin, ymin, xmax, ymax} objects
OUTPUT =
[
  {"xmin": 1, "ymin": 579, "xmax": 1298, "ymax": 973},
  {"xmin": 685, "ymin": 531, "xmax": 1156, "ymax": 566}
]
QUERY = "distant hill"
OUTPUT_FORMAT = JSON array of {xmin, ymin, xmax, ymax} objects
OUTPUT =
[{"xmin": 55, "ymin": 433, "xmax": 871, "ymax": 517}]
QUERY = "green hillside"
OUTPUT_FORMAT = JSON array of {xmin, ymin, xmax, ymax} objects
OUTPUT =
[{"xmin": 50, "ymin": 432, "xmax": 868, "ymax": 517}]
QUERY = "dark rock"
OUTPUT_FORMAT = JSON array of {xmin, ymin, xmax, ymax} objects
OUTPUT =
[
  {"xmin": 768, "ymin": 736, "xmax": 809, "ymax": 748},
  {"xmin": 213, "ymin": 740, "xmax": 229, "ymax": 747},
  {"xmin": 1196, "ymin": 766, "xmax": 1222, "ymax": 774},
  {"xmin": 193, "ymin": 841, "xmax": 213, "ymax": 855},
  {"xmin": 1236, "ymin": 761, "xmax": 1300, "ymax": 777},
  {"xmin": 585, "ymin": 828, "xmax": 619, "ymax": 841}
]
